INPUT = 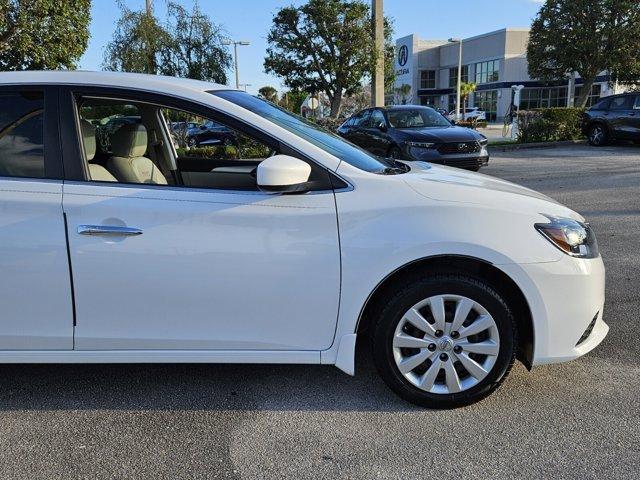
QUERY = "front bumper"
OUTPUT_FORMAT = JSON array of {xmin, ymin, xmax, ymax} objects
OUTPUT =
[
  {"xmin": 500, "ymin": 254, "xmax": 608, "ymax": 366},
  {"xmin": 403, "ymin": 144, "xmax": 490, "ymax": 169}
]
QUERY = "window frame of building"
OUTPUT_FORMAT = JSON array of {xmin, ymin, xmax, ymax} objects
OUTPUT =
[
  {"xmin": 420, "ymin": 70, "xmax": 437, "ymax": 89},
  {"xmin": 574, "ymin": 84, "xmax": 602, "ymax": 108},
  {"xmin": 419, "ymin": 95, "xmax": 439, "ymax": 107},
  {"xmin": 449, "ymin": 65, "xmax": 469, "ymax": 88},
  {"xmin": 520, "ymin": 86, "xmax": 568, "ymax": 110},
  {"xmin": 474, "ymin": 60, "xmax": 500, "ymax": 84},
  {"xmin": 474, "ymin": 90, "xmax": 498, "ymax": 121}
]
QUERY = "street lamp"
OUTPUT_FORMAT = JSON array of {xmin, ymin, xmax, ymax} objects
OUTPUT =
[
  {"xmin": 223, "ymin": 40, "xmax": 250, "ymax": 90},
  {"xmin": 448, "ymin": 37, "xmax": 463, "ymax": 121}
]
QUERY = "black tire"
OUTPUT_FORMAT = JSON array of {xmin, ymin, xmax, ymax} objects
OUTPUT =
[
  {"xmin": 588, "ymin": 123, "xmax": 608, "ymax": 146},
  {"xmin": 371, "ymin": 272, "xmax": 517, "ymax": 409},
  {"xmin": 467, "ymin": 165, "xmax": 481, "ymax": 172},
  {"xmin": 387, "ymin": 145, "xmax": 403, "ymax": 160}
]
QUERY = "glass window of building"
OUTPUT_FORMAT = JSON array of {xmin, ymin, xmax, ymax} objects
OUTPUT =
[
  {"xmin": 420, "ymin": 70, "xmax": 436, "ymax": 89},
  {"xmin": 474, "ymin": 90, "xmax": 498, "ymax": 121},
  {"xmin": 474, "ymin": 60, "xmax": 500, "ymax": 84},
  {"xmin": 449, "ymin": 66, "xmax": 469, "ymax": 88},
  {"xmin": 419, "ymin": 95, "xmax": 438, "ymax": 106},
  {"xmin": 520, "ymin": 87, "xmax": 568, "ymax": 110},
  {"xmin": 574, "ymin": 84, "xmax": 602, "ymax": 107}
]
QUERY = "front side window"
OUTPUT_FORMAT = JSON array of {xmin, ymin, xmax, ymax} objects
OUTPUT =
[
  {"xmin": 211, "ymin": 91, "xmax": 395, "ymax": 174},
  {"xmin": 75, "ymin": 96, "xmax": 279, "ymax": 190},
  {"xmin": 387, "ymin": 108, "xmax": 451, "ymax": 128},
  {"xmin": 0, "ymin": 91, "xmax": 45, "ymax": 179},
  {"xmin": 353, "ymin": 110, "xmax": 371, "ymax": 128},
  {"xmin": 368, "ymin": 110, "xmax": 386, "ymax": 128},
  {"xmin": 609, "ymin": 96, "xmax": 634, "ymax": 111}
]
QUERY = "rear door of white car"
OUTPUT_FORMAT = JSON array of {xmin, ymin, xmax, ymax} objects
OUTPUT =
[
  {"xmin": 0, "ymin": 86, "xmax": 73, "ymax": 349},
  {"xmin": 59, "ymin": 87, "xmax": 341, "ymax": 352}
]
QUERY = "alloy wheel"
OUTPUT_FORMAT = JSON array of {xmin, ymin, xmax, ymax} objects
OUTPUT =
[
  {"xmin": 590, "ymin": 125, "xmax": 604, "ymax": 145},
  {"xmin": 392, "ymin": 294, "xmax": 500, "ymax": 394}
]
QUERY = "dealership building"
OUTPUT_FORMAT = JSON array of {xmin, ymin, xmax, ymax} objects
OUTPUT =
[{"xmin": 391, "ymin": 28, "xmax": 619, "ymax": 121}]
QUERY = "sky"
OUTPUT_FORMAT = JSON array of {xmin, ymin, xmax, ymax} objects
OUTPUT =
[{"xmin": 79, "ymin": 0, "xmax": 544, "ymax": 95}]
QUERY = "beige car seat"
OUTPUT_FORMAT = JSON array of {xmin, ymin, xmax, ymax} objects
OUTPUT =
[
  {"xmin": 107, "ymin": 124, "xmax": 167, "ymax": 185},
  {"xmin": 80, "ymin": 120, "xmax": 117, "ymax": 182}
]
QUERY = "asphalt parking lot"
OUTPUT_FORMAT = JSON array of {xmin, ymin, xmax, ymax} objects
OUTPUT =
[{"xmin": 0, "ymin": 144, "xmax": 638, "ymax": 479}]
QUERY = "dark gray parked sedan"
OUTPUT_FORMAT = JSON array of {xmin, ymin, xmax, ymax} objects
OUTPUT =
[{"xmin": 337, "ymin": 105, "xmax": 489, "ymax": 171}]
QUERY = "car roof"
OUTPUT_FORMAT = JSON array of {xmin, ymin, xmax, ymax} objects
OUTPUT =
[
  {"xmin": 0, "ymin": 70, "xmax": 234, "ymax": 95},
  {"xmin": 382, "ymin": 105, "xmax": 435, "ymax": 110}
]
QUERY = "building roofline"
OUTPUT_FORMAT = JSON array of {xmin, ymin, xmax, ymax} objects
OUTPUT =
[{"xmin": 396, "ymin": 27, "xmax": 531, "ymax": 46}]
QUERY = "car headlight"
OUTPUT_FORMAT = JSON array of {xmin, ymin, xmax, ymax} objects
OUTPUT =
[
  {"xmin": 407, "ymin": 142, "xmax": 435, "ymax": 149},
  {"xmin": 535, "ymin": 215, "xmax": 599, "ymax": 258}
]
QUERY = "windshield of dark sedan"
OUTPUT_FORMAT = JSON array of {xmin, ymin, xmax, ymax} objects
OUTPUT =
[
  {"xmin": 209, "ymin": 90, "xmax": 394, "ymax": 173},
  {"xmin": 387, "ymin": 107, "xmax": 452, "ymax": 128}
]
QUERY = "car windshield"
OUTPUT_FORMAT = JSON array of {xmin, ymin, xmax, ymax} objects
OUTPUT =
[
  {"xmin": 209, "ymin": 90, "xmax": 398, "ymax": 174},
  {"xmin": 387, "ymin": 108, "xmax": 452, "ymax": 128}
]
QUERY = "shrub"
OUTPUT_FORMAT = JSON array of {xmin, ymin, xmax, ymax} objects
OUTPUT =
[
  {"xmin": 516, "ymin": 107, "xmax": 584, "ymax": 143},
  {"xmin": 313, "ymin": 116, "xmax": 347, "ymax": 132}
]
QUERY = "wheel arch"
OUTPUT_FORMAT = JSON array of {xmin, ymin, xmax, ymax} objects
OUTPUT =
[{"xmin": 355, "ymin": 255, "xmax": 535, "ymax": 369}]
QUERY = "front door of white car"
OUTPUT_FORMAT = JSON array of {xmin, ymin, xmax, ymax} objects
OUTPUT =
[{"xmin": 61, "ymin": 91, "xmax": 341, "ymax": 352}]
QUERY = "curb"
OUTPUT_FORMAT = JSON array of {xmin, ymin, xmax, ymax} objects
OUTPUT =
[{"xmin": 488, "ymin": 140, "xmax": 587, "ymax": 152}]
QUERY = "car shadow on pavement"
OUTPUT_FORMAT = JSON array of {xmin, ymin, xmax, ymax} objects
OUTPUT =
[{"xmin": 0, "ymin": 346, "xmax": 417, "ymax": 412}]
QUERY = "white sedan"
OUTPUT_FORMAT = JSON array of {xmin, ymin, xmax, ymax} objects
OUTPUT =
[
  {"xmin": 448, "ymin": 107, "xmax": 487, "ymax": 122},
  {"xmin": 0, "ymin": 71, "xmax": 607, "ymax": 408}
]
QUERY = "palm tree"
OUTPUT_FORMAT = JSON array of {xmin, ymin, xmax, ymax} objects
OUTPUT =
[
  {"xmin": 258, "ymin": 86, "xmax": 278, "ymax": 103},
  {"xmin": 459, "ymin": 82, "xmax": 477, "ymax": 116},
  {"xmin": 395, "ymin": 84, "xmax": 412, "ymax": 105}
]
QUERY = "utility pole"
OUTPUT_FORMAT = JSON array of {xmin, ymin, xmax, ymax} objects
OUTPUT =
[
  {"xmin": 371, "ymin": 0, "xmax": 385, "ymax": 107},
  {"xmin": 223, "ymin": 40, "xmax": 251, "ymax": 89},
  {"xmin": 145, "ymin": 0, "xmax": 153, "ymax": 15},
  {"xmin": 449, "ymin": 38, "xmax": 463, "ymax": 121}
]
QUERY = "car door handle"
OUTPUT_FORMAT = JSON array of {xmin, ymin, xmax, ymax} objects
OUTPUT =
[{"xmin": 77, "ymin": 225, "xmax": 143, "ymax": 236}]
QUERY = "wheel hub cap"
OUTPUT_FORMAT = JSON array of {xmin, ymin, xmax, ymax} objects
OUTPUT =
[{"xmin": 392, "ymin": 294, "xmax": 500, "ymax": 395}]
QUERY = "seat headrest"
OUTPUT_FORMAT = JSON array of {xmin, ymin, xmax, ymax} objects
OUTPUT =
[
  {"xmin": 111, "ymin": 123, "xmax": 148, "ymax": 158},
  {"xmin": 80, "ymin": 119, "xmax": 96, "ymax": 161}
]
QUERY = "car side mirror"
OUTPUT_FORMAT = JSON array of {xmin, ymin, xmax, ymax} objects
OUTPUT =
[
  {"xmin": 257, "ymin": 155, "xmax": 312, "ymax": 194},
  {"xmin": 377, "ymin": 122, "xmax": 388, "ymax": 132}
]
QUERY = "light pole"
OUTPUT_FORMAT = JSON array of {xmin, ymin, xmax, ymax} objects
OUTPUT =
[
  {"xmin": 371, "ymin": 0, "xmax": 385, "ymax": 107},
  {"xmin": 239, "ymin": 83, "xmax": 252, "ymax": 92},
  {"xmin": 223, "ymin": 40, "xmax": 250, "ymax": 90},
  {"xmin": 449, "ymin": 38, "xmax": 462, "ymax": 121}
]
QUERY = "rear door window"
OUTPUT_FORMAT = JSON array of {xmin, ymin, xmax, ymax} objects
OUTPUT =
[{"xmin": 0, "ymin": 92, "xmax": 45, "ymax": 178}]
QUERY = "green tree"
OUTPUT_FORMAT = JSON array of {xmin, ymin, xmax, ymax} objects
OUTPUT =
[
  {"xmin": 103, "ymin": 1, "xmax": 168, "ymax": 74},
  {"xmin": 160, "ymin": 2, "xmax": 231, "ymax": 84},
  {"xmin": 395, "ymin": 83, "xmax": 411, "ymax": 104},
  {"xmin": 258, "ymin": 86, "xmax": 278, "ymax": 102},
  {"xmin": 460, "ymin": 82, "xmax": 477, "ymax": 113},
  {"xmin": 279, "ymin": 90, "xmax": 307, "ymax": 113},
  {"xmin": 0, "ymin": 0, "xmax": 91, "ymax": 70},
  {"xmin": 527, "ymin": 0, "xmax": 640, "ymax": 107},
  {"xmin": 264, "ymin": 0, "xmax": 394, "ymax": 117},
  {"xmin": 104, "ymin": 0, "xmax": 231, "ymax": 83}
]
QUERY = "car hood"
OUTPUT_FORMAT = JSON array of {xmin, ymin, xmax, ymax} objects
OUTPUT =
[
  {"xmin": 395, "ymin": 126, "xmax": 483, "ymax": 143},
  {"xmin": 401, "ymin": 162, "xmax": 581, "ymax": 219}
]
